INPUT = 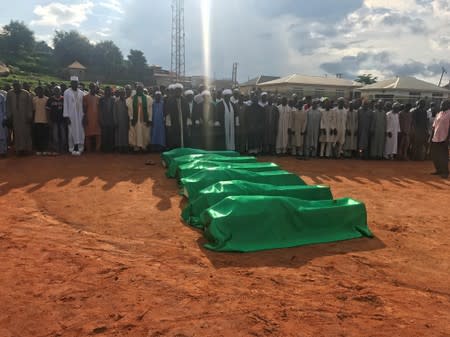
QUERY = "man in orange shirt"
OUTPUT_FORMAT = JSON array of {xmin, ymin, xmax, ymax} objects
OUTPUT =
[{"xmin": 83, "ymin": 82, "xmax": 101, "ymax": 152}]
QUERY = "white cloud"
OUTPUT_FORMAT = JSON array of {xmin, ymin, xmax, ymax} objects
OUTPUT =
[
  {"xmin": 98, "ymin": 0, "xmax": 124, "ymax": 14},
  {"xmin": 31, "ymin": 1, "xmax": 94, "ymax": 27}
]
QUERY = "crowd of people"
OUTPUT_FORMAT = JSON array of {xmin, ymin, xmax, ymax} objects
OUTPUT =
[{"xmin": 0, "ymin": 76, "xmax": 449, "ymax": 178}]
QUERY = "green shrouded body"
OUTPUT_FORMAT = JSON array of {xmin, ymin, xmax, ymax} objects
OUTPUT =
[
  {"xmin": 200, "ymin": 196, "xmax": 373, "ymax": 252},
  {"xmin": 178, "ymin": 162, "xmax": 280, "ymax": 180},
  {"xmin": 182, "ymin": 181, "xmax": 333, "ymax": 228},
  {"xmin": 166, "ymin": 155, "xmax": 258, "ymax": 178},
  {"xmin": 161, "ymin": 148, "xmax": 240, "ymax": 167},
  {"xmin": 180, "ymin": 169, "xmax": 306, "ymax": 199}
]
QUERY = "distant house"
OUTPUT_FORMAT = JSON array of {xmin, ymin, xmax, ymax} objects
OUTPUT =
[
  {"xmin": 67, "ymin": 61, "xmax": 87, "ymax": 81},
  {"xmin": 257, "ymin": 74, "xmax": 362, "ymax": 100},
  {"xmin": 357, "ymin": 76, "xmax": 450, "ymax": 103},
  {"xmin": 239, "ymin": 75, "xmax": 280, "ymax": 94}
]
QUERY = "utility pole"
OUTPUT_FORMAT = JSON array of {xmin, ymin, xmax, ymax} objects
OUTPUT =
[
  {"xmin": 438, "ymin": 67, "xmax": 447, "ymax": 87},
  {"xmin": 232, "ymin": 62, "xmax": 238, "ymax": 87},
  {"xmin": 171, "ymin": 0, "xmax": 185, "ymax": 82}
]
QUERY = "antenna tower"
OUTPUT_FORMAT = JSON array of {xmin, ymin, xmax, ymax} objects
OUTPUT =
[{"xmin": 171, "ymin": 0, "xmax": 185, "ymax": 81}]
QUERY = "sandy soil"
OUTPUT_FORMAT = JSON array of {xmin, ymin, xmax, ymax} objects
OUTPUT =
[{"xmin": 0, "ymin": 154, "xmax": 449, "ymax": 337}]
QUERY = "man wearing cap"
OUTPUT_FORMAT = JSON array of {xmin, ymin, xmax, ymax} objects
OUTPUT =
[
  {"xmin": 151, "ymin": 90, "xmax": 165, "ymax": 151},
  {"xmin": 83, "ymin": 82, "xmax": 101, "ymax": 152},
  {"xmin": 99, "ymin": 86, "xmax": 116, "ymax": 152},
  {"xmin": 276, "ymin": 97, "xmax": 291, "ymax": 155},
  {"xmin": 370, "ymin": 99, "xmax": 386, "ymax": 159},
  {"xmin": 263, "ymin": 95, "xmax": 279, "ymax": 155},
  {"xmin": 6, "ymin": 81, "xmax": 33, "ymax": 155},
  {"xmin": 358, "ymin": 99, "xmax": 373, "ymax": 159},
  {"xmin": 46, "ymin": 86, "xmax": 66, "ymax": 154},
  {"xmin": 319, "ymin": 98, "xmax": 336, "ymax": 158},
  {"xmin": 184, "ymin": 89, "xmax": 195, "ymax": 146},
  {"xmin": 304, "ymin": 98, "xmax": 322, "ymax": 158},
  {"xmin": 334, "ymin": 97, "xmax": 348, "ymax": 158},
  {"xmin": 64, "ymin": 76, "xmax": 85, "ymax": 155},
  {"xmin": 129, "ymin": 83, "xmax": 152, "ymax": 152},
  {"xmin": 410, "ymin": 99, "xmax": 428, "ymax": 160},
  {"xmin": 291, "ymin": 98, "xmax": 308, "ymax": 157},
  {"xmin": 230, "ymin": 88, "xmax": 240, "ymax": 105},
  {"xmin": 165, "ymin": 83, "xmax": 188, "ymax": 149},
  {"xmin": 384, "ymin": 102, "xmax": 401, "ymax": 159},
  {"xmin": 113, "ymin": 87, "xmax": 129, "ymax": 153},
  {"xmin": 192, "ymin": 90, "xmax": 215, "ymax": 149},
  {"xmin": 215, "ymin": 89, "xmax": 237, "ymax": 150},
  {"xmin": 343, "ymin": 100, "xmax": 358, "ymax": 157},
  {"xmin": 247, "ymin": 94, "xmax": 265, "ymax": 154}
]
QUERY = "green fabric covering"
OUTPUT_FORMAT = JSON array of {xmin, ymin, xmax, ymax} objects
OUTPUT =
[
  {"xmin": 166, "ymin": 155, "xmax": 257, "ymax": 178},
  {"xmin": 200, "ymin": 196, "xmax": 373, "ymax": 252},
  {"xmin": 161, "ymin": 148, "xmax": 239, "ymax": 167},
  {"xmin": 178, "ymin": 162, "xmax": 280, "ymax": 180},
  {"xmin": 182, "ymin": 181, "xmax": 333, "ymax": 228},
  {"xmin": 180, "ymin": 169, "xmax": 306, "ymax": 199}
]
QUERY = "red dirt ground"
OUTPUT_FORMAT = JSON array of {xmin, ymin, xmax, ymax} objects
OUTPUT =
[{"xmin": 0, "ymin": 154, "xmax": 449, "ymax": 337}]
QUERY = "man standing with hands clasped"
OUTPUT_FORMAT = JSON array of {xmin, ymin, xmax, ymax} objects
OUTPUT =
[{"xmin": 430, "ymin": 100, "xmax": 450, "ymax": 179}]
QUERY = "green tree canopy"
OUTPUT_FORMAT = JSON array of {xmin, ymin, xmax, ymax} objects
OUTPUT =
[
  {"xmin": 355, "ymin": 74, "xmax": 378, "ymax": 85},
  {"xmin": 53, "ymin": 30, "xmax": 93, "ymax": 68},
  {"xmin": 0, "ymin": 20, "xmax": 35, "ymax": 63}
]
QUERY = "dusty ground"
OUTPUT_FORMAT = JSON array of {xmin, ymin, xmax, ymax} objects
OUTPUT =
[{"xmin": 0, "ymin": 154, "xmax": 449, "ymax": 337}]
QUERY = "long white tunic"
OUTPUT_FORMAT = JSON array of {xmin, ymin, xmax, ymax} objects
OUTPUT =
[
  {"xmin": 319, "ymin": 108, "xmax": 337, "ymax": 143},
  {"xmin": 63, "ymin": 88, "xmax": 85, "ymax": 145},
  {"xmin": 384, "ymin": 111, "xmax": 401, "ymax": 156},
  {"xmin": 335, "ymin": 107, "xmax": 348, "ymax": 145},
  {"xmin": 224, "ymin": 101, "xmax": 235, "ymax": 150},
  {"xmin": 276, "ymin": 104, "xmax": 291, "ymax": 152},
  {"xmin": 291, "ymin": 107, "xmax": 308, "ymax": 147}
]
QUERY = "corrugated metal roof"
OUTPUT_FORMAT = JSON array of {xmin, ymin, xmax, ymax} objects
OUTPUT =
[
  {"xmin": 240, "ymin": 75, "xmax": 280, "ymax": 87},
  {"xmin": 258, "ymin": 74, "xmax": 362, "ymax": 87},
  {"xmin": 359, "ymin": 76, "xmax": 450, "ymax": 92},
  {"xmin": 67, "ymin": 61, "xmax": 87, "ymax": 70}
]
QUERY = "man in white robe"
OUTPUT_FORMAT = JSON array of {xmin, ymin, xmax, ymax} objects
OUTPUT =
[
  {"xmin": 63, "ymin": 76, "xmax": 85, "ymax": 155},
  {"xmin": 217, "ymin": 89, "xmax": 236, "ymax": 150},
  {"xmin": 128, "ymin": 84, "xmax": 152, "ymax": 151},
  {"xmin": 291, "ymin": 103, "xmax": 308, "ymax": 156},
  {"xmin": 334, "ymin": 97, "xmax": 348, "ymax": 158},
  {"xmin": 384, "ymin": 102, "xmax": 401, "ymax": 159},
  {"xmin": 319, "ymin": 98, "xmax": 337, "ymax": 158},
  {"xmin": 276, "ymin": 97, "xmax": 291, "ymax": 154},
  {"xmin": 343, "ymin": 100, "xmax": 358, "ymax": 157}
]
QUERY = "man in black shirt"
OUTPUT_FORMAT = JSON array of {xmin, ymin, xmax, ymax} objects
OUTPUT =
[{"xmin": 46, "ymin": 86, "xmax": 66, "ymax": 154}]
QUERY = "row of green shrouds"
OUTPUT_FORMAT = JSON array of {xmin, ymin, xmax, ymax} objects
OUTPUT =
[{"xmin": 161, "ymin": 148, "xmax": 373, "ymax": 252}]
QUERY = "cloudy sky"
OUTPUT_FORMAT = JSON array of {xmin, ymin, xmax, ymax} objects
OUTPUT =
[{"xmin": 1, "ymin": 0, "xmax": 450, "ymax": 84}]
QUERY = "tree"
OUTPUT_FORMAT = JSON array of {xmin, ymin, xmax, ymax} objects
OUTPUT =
[
  {"xmin": 355, "ymin": 74, "xmax": 378, "ymax": 85},
  {"xmin": 91, "ymin": 40, "xmax": 124, "ymax": 81},
  {"xmin": 0, "ymin": 20, "xmax": 35, "ymax": 64},
  {"xmin": 127, "ymin": 49, "xmax": 148, "ymax": 81},
  {"xmin": 53, "ymin": 30, "xmax": 93, "ymax": 68}
]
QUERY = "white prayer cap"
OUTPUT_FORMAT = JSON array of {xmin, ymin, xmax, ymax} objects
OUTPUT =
[
  {"xmin": 261, "ymin": 92, "xmax": 268, "ymax": 96},
  {"xmin": 223, "ymin": 89, "xmax": 232, "ymax": 96},
  {"xmin": 233, "ymin": 88, "xmax": 240, "ymax": 93},
  {"xmin": 174, "ymin": 83, "xmax": 184, "ymax": 90},
  {"xmin": 184, "ymin": 89, "xmax": 194, "ymax": 96},
  {"xmin": 201, "ymin": 90, "xmax": 211, "ymax": 97},
  {"xmin": 70, "ymin": 76, "xmax": 79, "ymax": 81},
  {"xmin": 168, "ymin": 84, "xmax": 175, "ymax": 90},
  {"xmin": 155, "ymin": 91, "xmax": 162, "ymax": 95}
]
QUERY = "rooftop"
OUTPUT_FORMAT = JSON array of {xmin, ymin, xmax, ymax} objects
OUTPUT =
[
  {"xmin": 67, "ymin": 61, "xmax": 87, "ymax": 70},
  {"xmin": 258, "ymin": 74, "xmax": 361, "ymax": 87},
  {"xmin": 359, "ymin": 76, "xmax": 450, "ymax": 92},
  {"xmin": 240, "ymin": 75, "xmax": 280, "ymax": 87}
]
